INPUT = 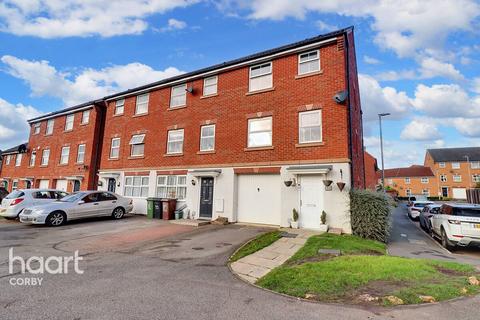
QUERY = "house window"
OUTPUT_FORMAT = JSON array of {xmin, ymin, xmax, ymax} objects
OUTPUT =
[
  {"xmin": 135, "ymin": 93, "xmax": 149, "ymax": 115},
  {"xmin": 200, "ymin": 125, "xmax": 215, "ymax": 151},
  {"xmin": 440, "ymin": 174, "xmax": 447, "ymax": 182},
  {"xmin": 30, "ymin": 152, "xmax": 36, "ymax": 167},
  {"xmin": 124, "ymin": 176, "xmax": 149, "ymax": 198},
  {"xmin": 387, "ymin": 179, "xmax": 393, "ymax": 184},
  {"xmin": 15, "ymin": 154, "xmax": 22, "ymax": 167},
  {"xmin": 12, "ymin": 180, "xmax": 18, "ymax": 191},
  {"xmin": 33, "ymin": 123, "xmax": 41, "ymax": 135},
  {"xmin": 167, "ymin": 129, "xmax": 184, "ymax": 154},
  {"xmin": 65, "ymin": 114, "xmax": 74, "ymax": 131},
  {"xmin": 129, "ymin": 134, "xmax": 145, "ymax": 157},
  {"xmin": 110, "ymin": 138, "xmax": 120, "ymax": 159},
  {"xmin": 41, "ymin": 149, "xmax": 50, "ymax": 166},
  {"xmin": 203, "ymin": 76, "xmax": 218, "ymax": 96},
  {"xmin": 60, "ymin": 146, "xmax": 70, "ymax": 164},
  {"xmin": 453, "ymin": 174, "xmax": 462, "ymax": 182},
  {"xmin": 298, "ymin": 50, "xmax": 320, "ymax": 75},
  {"xmin": 5, "ymin": 155, "xmax": 11, "ymax": 165},
  {"xmin": 249, "ymin": 62, "xmax": 272, "ymax": 92},
  {"xmin": 422, "ymin": 189, "xmax": 430, "ymax": 196},
  {"xmin": 473, "ymin": 174, "xmax": 480, "ymax": 183},
  {"xmin": 406, "ymin": 189, "xmax": 412, "ymax": 196},
  {"xmin": 77, "ymin": 144, "xmax": 86, "ymax": 163},
  {"xmin": 471, "ymin": 161, "xmax": 480, "ymax": 169},
  {"xmin": 46, "ymin": 119, "xmax": 54, "ymax": 135},
  {"xmin": 248, "ymin": 117, "xmax": 272, "ymax": 148},
  {"xmin": 405, "ymin": 177, "xmax": 411, "ymax": 184},
  {"xmin": 170, "ymin": 84, "xmax": 187, "ymax": 108},
  {"xmin": 156, "ymin": 175, "xmax": 187, "ymax": 200},
  {"xmin": 451, "ymin": 162, "xmax": 460, "ymax": 169},
  {"xmin": 299, "ymin": 110, "xmax": 322, "ymax": 143},
  {"xmin": 81, "ymin": 110, "xmax": 90, "ymax": 124},
  {"xmin": 115, "ymin": 99, "xmax": 125, "ymax": 115},
  {"xmin": 421, "ymin": 177, "xmax": 429, "ymax": 184},
  {"xmin": 438, "ymin": 162, "xmax": 446, "ymax": 168}
]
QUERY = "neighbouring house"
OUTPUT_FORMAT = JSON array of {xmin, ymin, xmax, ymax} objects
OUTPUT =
[
  {"xmin": 424, "ymin": 147, "xmax": 480, "ymax": 199},
  {"xmin": 364, "ymin": 151, "xmax": 379, "ymax": 190},
  {"xmin": 382, "ymin": 165, "xmax": 436, "ymax": 198},
  {"xmin": 0, "ymin": 143, "xmax": 29, "ymax": 191}
]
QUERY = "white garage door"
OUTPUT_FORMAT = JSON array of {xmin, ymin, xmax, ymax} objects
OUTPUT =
[
  {"xmin": 39, "ymin": 180, "xmax": 49, "ymax": 189},
  {"xmin": 237, "ymin": 174, "xmax": 281, "ymax": 225},
  {"xmin": 56, "ymin": 179, "xmax": 68, "ymax": 192},
  {"xmin": 452, "ymin": 188, "xmax": 467, "ymax": 199}
]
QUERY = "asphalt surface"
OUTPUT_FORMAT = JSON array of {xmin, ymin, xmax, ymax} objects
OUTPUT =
[{"xmin": 1, "ymin": 215, "xmax": 480, "ymax": 319}]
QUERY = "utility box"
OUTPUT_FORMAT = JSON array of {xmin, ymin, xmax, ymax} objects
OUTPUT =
[{"xmin": 161, "ymin": 198, "xmax": 177, "ymax": 220}]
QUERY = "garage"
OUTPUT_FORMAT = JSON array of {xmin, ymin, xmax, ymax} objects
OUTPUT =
[
  {"xmin": 39, "ymin": 179, "xmax": 49, "ymax": 189},
  {"xmin": 452, "ymin": 188, "xmax": 467, "ymax": 199},
  {"xmin": 55, "ymin": 179, "xmax": 68, "ymax": 192},
  {"xmin": 236, "ymin": 174, "xmax": 281, "ymax": 226}
]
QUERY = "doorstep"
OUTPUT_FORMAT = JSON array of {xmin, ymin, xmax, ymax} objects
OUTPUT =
[{"xmin": 169, "ymin": 219, "xmax": 211, "ymax": 227}]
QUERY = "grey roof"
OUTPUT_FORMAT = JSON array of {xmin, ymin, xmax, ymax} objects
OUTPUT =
[
  {"xmin": 0, "ymin": 143, "xmax": 28, "ymax": 155},
  {"xmin": 28, "ymin": 100, "xmax": 98, "ymax": 124},
  {"xmin": 427, "ymin": 147, "xmax": 480, "ymax": 162}
]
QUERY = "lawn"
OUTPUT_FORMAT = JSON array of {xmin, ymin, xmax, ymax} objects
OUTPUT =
[
  {"xmin": 256, "ymin": 233, "xmax": 480, "ymax": 305},
  {"xmin": 230, "ymin": 230, "xmax": 282, "ymax": 262}
]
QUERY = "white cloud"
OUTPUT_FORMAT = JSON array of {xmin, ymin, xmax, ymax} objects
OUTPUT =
[
  {"xmin": 157, "ymin": 18, "xmax": 188, "ymax": 32},
  {"xmin": 1, "ymin": 55, "xmax": 184, "ymax": 106},
  {"xmin": 473, "ymin": 78, "xmax": 480, "ymax": 94},
  {"xmin": 451, "ymin": 118, "xmax": 480, "ymax": 137},
  {"xmin": 315, "ymin": 20, "xmax": 338, "ymax": 32},
  {"xmin": 375, "ymin": 69, "xmax": 417, "ymax": 81},
  {"xmin": 0, "ymin": 0, "xmax": 198, "ymax": 38},
  {"xmin": 418, "ymin": 57, "xmax": 464, "ymax": 81},
  {"xmin": 400, "ymin": 118, "xmax": 442, "ymax": 141},
  {"xmin": 363, "ymin": 55, "xmax": 381, "ymax": 65}
]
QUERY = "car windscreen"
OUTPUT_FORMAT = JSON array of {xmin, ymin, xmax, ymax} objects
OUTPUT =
[
  {"xmin": 59, "ymin": 193, "xmax": 85, "ymax": 202},
  {"xmin": 414, "ymin": 203, "xmax": 431, "ymax": 208},
  {"xmin": 5, "ymin": 190, "xmax": 25, "ymax": 199},
  {"xmin": 453, "ymin": 208, "xmax": 480, "ymax": 217}
]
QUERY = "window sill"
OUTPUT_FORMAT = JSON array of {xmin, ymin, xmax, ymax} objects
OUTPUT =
[
  {"xmin": 295, "ymin": 142, "xmax": 325, "ymax": 148},
  {"xmin": 63, "ymin": 129, "xmax": 73, "ymax": 133},
  {"xmin": 164, "ymin": 153, "xmax": 184, "ymax": 157},
  {"xmin": 39, "ymin": 165, "xmax": 49, "ymax": 168},
  {"xmin": 200, "ymin": 94, "xmax": 218, "ymax": 99},
  {"xmin": 58, "ymin": 163, "xmax": 68, "ymax": 167},
  {"xmin": 44, "ymin": 134, "xmax": 53, "ymax": 137},
  {"xmin": 75, "ymin": 162, "xmax": 85, "ymax": 165},
  {"xmin": 108, "ymin": 157, "xmax": 120, "ymax": 161},
  {"xmin": 244, "ymin": 146, "xmax": 274, "ymax": 151},
  {"xmin": 128, "ymin": 156, "xmax": 145, "ymax": 160},
  {"xmin": 197, "ymin": 150, "xmax": 215, "ymax": 155},
  {"xmin": 80, "ymin": 122, "xmax": 89, "ymax": 126},
  {"xmin": 295, "ymin": 70, "xmax": 324, "ymax": 79},
  {"xmin": 133, "ymin": 113, "xmax": 148, "ymax": 118},
  {"xmin": 113, "ymin": 113, "xmax": 124, "ymax": 117},
  {"xmin": 246, "ymin": 87, "xmax": 275, "ymax": 96},
  {"xmin": 168, "ymin": 105, "xmax": 187, "ymax": 111}
]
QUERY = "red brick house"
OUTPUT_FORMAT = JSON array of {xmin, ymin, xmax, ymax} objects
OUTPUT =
[{"xmin": 364, "ymin": 151, "xmax": 379, "ymax": 190}]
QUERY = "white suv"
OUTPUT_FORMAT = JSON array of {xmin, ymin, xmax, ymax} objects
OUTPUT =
[
  {"xmin": 407, "ymin": 201, "xmax": 434, "ymax": 220},
  {"xmin": 431, "ymin": 203, "xmax": 480, "ymax": 250},
  {"xmin": 0, "ymin": 189, "xmax": 68, "ymax": 219}
]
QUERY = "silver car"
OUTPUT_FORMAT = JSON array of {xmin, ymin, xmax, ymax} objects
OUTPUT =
[
  {"xmin": 19, "ymin": 191, "xmax": 134, "ymax": 226},
  {"xmin": 0, "ymin": 189, "xmax": 68, "ymax": 219}
]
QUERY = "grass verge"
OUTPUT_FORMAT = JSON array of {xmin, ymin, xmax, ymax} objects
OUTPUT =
[{"xmin": 230, "ymin": 230, "xmax": 282, "ymax": 262}]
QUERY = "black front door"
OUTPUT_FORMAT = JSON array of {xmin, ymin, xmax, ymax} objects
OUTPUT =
[
  {"xmin": 199, "ymin": 177, "xmax": 214, "ymax": 219},
  {"xmin": 108, "ymin": 178, "xmax": 116, "ymax": 193},
  {"xmin": 73, "ymin": 180, "xmax": 81, "ymax": 192},
  {"xmin": 442, "ymin": 187, "xmax": 448, "ymax": 198}
]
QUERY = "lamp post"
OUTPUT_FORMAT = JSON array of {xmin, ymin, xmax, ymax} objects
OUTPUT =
[
  {"xmin": 378, "ymin": 113, "xmax": 391, "ymax": 193},
  {"xmin": 465, "ymin": 155, "xmax": 471, "ymax": 188}
]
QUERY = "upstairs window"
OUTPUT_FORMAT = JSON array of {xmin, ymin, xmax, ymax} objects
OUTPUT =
[
  {"xmin": 33, "ymin": 123, "xmax": 41, "ymax": 135},
  {"xmin": 115, "ymin": 99, "xmax": 125, "ymax": 115},
  {"xmin": 124, "ymin": 176, "xmax": 149, "ymax": 198},
  {"xmin": 473, "ymin": 174, "xmax": 480, "ymax": 182},
  {"xmin": 170, "ymin": 84, "xmax": 187, "ymax": 108},
  {"xmin": 110, "ymin": 138, "xmax": 121, "ymax": 159},
  {"xmin": 440, "ymin": 174, "xmax": 447, "ymax": 182},
  {"xmin": 5, "ymin": 154, "xmax": 11, "ymax": 165},
  {"xmin": 249, "ymin": 62, "xmax": 272, "ymax": 92},
  {"xmin": 451, "ymin": 162, "xmax": 460, "ymax": 169},
  {"xmin": 421, "ymin": 177, "xmax": 429, "ymax": 184},
  {"xmin": 77, "ymin": 144, "xmax": 86, "ymax": 164},
  {"xmin": 65, "ymin": 114, "xmax": 74, "ymax": 131},
  {"xmin": 135, "ymin": 94, "xmax": 149, "ymax": 115},
  {"xmin": 46, "ymin": 119, "xmax": 54, "ymax": 135},
  {"xmin": 15, "ymin": 153, "xmax": 22, "ymax": 167},
  {"xmin": 405, "ymin": 177, "xmax": 411, "ymax": 184},
  {"xmin": 81, "ymin": 110, "xmax": 90, "ymax": 124},
  {"xmin": 129, "ymin": 134, "xmax": 145, "ymax": 157},
  {"xmin": 200, "ymin": 125, "xmax": 215, "ymax": 152},
  {"xmin": 12, "ymin": 180, "xmax": 18, "ymax": 191},
  {"xmin": 167, "ymin": 129, "xmax": 184, "ymax": 154},
  {"xmin": 298, "ymin": 50, "xmax": 320, "ymax": 75},
  {"xmin": 203, "ymin": 76, "xmax": 218, "ymax": 96},
  {"xmin": 471, "ymin": 161, "xmax": 480, "ymax": 169},
  {"xmin": 156, "ymin": 175, "xmax": 187, "ymax": 200},
  {"xmin": 41, "ymin": 149, "xmax": 50, "ymax": 166},
  {"xmin": 422, "ymin": 189, "xmax": 430, "ymax": 196},
  {"xmin": 30, "ymin": 151, "xmax": 36, "ymax": 167},
  {"xmin": 453, "ymin": 174, "xmax": 462, "ymax": 182},
  {"xmin": 299, "ymin": 110, "xmax": 322, "ymax": 144},
  {"xmin": 60, "ymin": 146, "xmax": 70, "ymax": 164},
  {"xmin": 438, "ymin": 162, "xmax": 446, "ymax": 168},
  {"xmin": 248, "ymin": 117, "xmax": 272, "ymax": 148}
]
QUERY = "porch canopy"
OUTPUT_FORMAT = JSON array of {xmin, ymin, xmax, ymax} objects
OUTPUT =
[
  {"xmin": 286, "ymin": 165, "xmax": 332, "ymax": 175},
  {"xmin": 189, "ymin": 169, "xmax": 222, "ymax": 177}
]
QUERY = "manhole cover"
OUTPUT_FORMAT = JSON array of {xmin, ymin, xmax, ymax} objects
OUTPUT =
[{"xmin": 280, "ymin": 232, "xmax": 298, "ymax": 238}]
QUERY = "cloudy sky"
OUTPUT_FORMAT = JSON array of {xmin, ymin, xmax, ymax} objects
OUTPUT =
[{"xmin": 0, "ymin": 0, "xmax": 479, "ymax": 168}]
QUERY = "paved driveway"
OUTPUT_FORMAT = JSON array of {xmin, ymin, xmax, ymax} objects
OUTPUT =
[{"xmin": 1, "ymin": 215, "xmax": 480, "ymax": 319}]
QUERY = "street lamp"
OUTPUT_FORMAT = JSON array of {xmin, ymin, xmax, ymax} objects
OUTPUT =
[{"xmin": 378, "ymin": 113, "xmax": 391, "ymax": 193}]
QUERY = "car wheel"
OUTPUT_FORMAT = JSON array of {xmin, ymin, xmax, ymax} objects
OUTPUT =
[
  {"xmin": 112, "ymin": 207, "xmax": 125, "ymax": 220},
  {"xmin": 441, "ymin": 228, "xmax": 455, "ymax": 251},
  {"xmin": 46, "ymin": 211, "xmax": 66, "ymax": 227}
]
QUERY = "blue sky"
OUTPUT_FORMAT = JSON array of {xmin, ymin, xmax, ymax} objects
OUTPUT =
[{"xmin": 0, "ymin": 0, "xmax": 479, "ymax": 168}]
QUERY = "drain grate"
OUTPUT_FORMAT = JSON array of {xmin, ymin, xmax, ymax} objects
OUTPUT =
[{"xmin": 280, "ymin": 232, "xmax": 298, "ymax": 238}]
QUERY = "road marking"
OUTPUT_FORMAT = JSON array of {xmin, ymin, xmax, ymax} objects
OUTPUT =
[{"xmin": 400, "ymin": 234, "xmax": 407, "ymax": 237}]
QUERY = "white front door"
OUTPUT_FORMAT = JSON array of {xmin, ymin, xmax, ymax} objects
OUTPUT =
[
  {"xmin": 56, "ymin": 179, "xmax": 68, "ymax": 192},
  {"xmin": 39, "ymin": 180, "xmax": 49, "ymax": 189},
  {"xmin": 300, "ymin": 176, "xmax": 323, "ymax": 230}
]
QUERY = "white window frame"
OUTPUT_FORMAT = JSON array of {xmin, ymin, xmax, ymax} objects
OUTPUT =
[
  {"xmin": 299, "ymin": 110, "xmax": 322, "ymax": 144},
  {"xmin": 167, "ymin": 129, "xmax": 184, "ymax": 154},
  {"xmin": 129, "ymin": 134, "xmax": 145, "ymax": 157},
  {"xmin": 421, "ymin": 177, "xmax": 429, "ymax": 184},
  {"xmin": 249, "ymin": 62, "xmax": 272, "ymax": 92},
  {"xmin": 60, "ymin": 146, "xmax": 70, "ymax": 165},
  {"xmin": 473, "ymin": 174, "xmax": 480, "ymax": 183},
  {"xmin": 12, "ymin": 180, "xmax": 18, "ymax": 191},
  {"xmin": 203, "ymin": 76, "xmax": 218, "ymax": 96},
  {"xmin": 124, "ymin": 176, "xmax": 149, "ymax": 198},
  {"xmin": 405, "ymin": 177, "xmax": 411, "ymax": 184},
  {"xmin": 248, "ymin": 117, "xmax": 272, "ymax": 148},
  {"xmin": 46, "ymin": 119, "xmax": 54, "ymax": 135},
  {"xmin": 422, "ymin": 189, "xmax": 430, "ymax": 196},
  {"xmin": 156, "ymin": 175, "xmax": 187, "ymax": 200},
  {"xmin": 453, "ymin": 174, "xmax": 462, "ymax": 182},
  {"xmin": 438, "ymin": 162, "xmax": 446, "ymax": 168},
  {"xmin": 135, "ymin": 93, "xmax": 149, "ymax": 115},
  {"xmin": 76, "ymin": 144, "xmax": 86, "ymax": 164},
  {"xmin": 387, "ymin": 178, "xmax": 393, "ymax": 184},
  {"xmin": 41, "ymin": 149, "xmax": 50, "ymax": 166},
  {"xmin": 440, "ymin": 174, "xmax": 447, "ymax": 182},
  {"xmin": 298, "ymin": 50, "xmax": 320, "ymax": 75},
  {"xmin": 30, "ymin": 151, "xmax": 36, "ymax": 167},
  {"xmin": 5, "ymin": 154, "xmax": 11, "ymax": 165},
  {"xmin": 170, "ymin": 84, "xmax": 187, "ymax": 108},
  {"xmin": 65, "ymin": 114, "xmax": 74, "ymax": 131},
  {"xmin": 406, "ymin": 189, "xmax": 412, "ymax": 196},
  {"xmin": 200, "ymin": 125, "xmax": 215, "ymax": 152},
  {"xmin": 115, "ymin": 99, "xmax": 125, "ymax": 115},
  {"xmin": 451, "ymin": 162, "xmax": 460, "ymax": 169},
  {"xmin": 110, "ymin": 138, "xmax": 121, "ymax": 159},
  {"xmin": 33, "ymin": 123, "xmax": 41, "ymax": 135},
  {"xmin": 471, "ymin": 161, "xmax": 480, "ymax": 169},
  {"xmin": 15, "ymin": 153, "xmax": 22, "ymax": 167},
  {"xmin": 81, "ymin": 110, "xmax": 90, "ymax": 124}
]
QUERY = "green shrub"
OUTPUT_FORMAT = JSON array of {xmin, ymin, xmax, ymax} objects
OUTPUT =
[{"xmin": 350, "ymin": 189, "xmax": 391, "ymax": 243}]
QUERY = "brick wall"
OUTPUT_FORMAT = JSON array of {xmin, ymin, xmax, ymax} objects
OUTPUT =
[{"xmin": 364, "ymin": 151, "xmax": 378, "ymax": 189}]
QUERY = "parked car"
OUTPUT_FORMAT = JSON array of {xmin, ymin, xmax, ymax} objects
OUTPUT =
[
  {"xmin": 419, "ymin": 204, "xmax": 441, "ymax": 234},
  {"xmin": 407, "ymin": 201, "xmax": 434, "ymax": 220},
  {"xmin": 0, "ymin": 189, "xmax": 68, "ymax": 219},
  {"xmin": 431, "ymin": 203, "xmax": 480, "ymax": 250},
  {"xmin": 0, "ymin": 187, "xmax": 8, "ymax": 202},
  {"xmin": 19, "ymin": 191, "xmax": 134, "ymax": 226}
]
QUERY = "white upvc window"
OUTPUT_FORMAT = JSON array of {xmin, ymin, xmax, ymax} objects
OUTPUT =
[
  {"xmin": 203, "ymin": 76, "xmax": 218, "ymax": 96},
  {"xmin": 453, "ymin": 174, "xmax": 462, "ymax": 182},
  {"xmin": 115, "ymin": 99, "xmax": 125, "ymax": 115},
  {"xmin": 12, "ymin": 180, "xmax": 18, "ymax": 191},
  {"xmin": 422, "ymin": 189, "xmax": 430, "ymax": 196},
  {"xmin": 46, "ymin": 119, "xmax": 54, "ymax": 135},
  {"xmin": 156, "ymin": 175, "xmax": 187, "ymax": 200},
  {"xmin": 406, "ymin": 189, "xmax": 412, "ymax": 196},
  {"xmin": 249, "ymin": 62, "xmax": 272, "ymax": 92},
  {"xmin": 135, "ymin": 93, "xmax": 149, "ymax": 115},
  {"xmin": 15, "ymin": 153, "xmax": 22, "ymax": 167},
  {"xmin": 81, "ymin": 110, "xmax": 90, "ymax": 124},
  {"xmin": 110, "ymin": 138, "xmax": 121, "ymax": 159},
  {"xmin": 65, "ymin": 114, "xmax": 74, "ymax": 131},
  {"xmin": 33, "ymin": 123, "xmax": 41, "ymax": 135},
  {"xmin": 41, "ymin": 149, "xmax": 50, "ymax": 166},
  {"xmin": 440, "ymin": 174, "xmax": 447, "ymax": 182},
  {"xmin": 77, "ymin": 144, "xmax": 86, "ymax": 163},
  {"xmin": 387, "ymin": 178, "xmax": 393, "ymax": 184},
  {"xmin": 471, "ymin": 161, "xmax": 480, "ymax": 169},
  {"xmin": 421, "ymin": 177, "xmax": 429, "ymax": 184},
  {"xmin": 129, "ymin": 134, "xmax": 145, "ymax": 157},
  {"xmin": 405, "ymin": 177, "xmax": 411, "ymax": 184},
  {"xmin": 170, "ymin": 84, "xmax": 187, "ymax": 108},
  {"xmin": 299, "ymin": 110, "xmax": 322, "ymax": 144},
  {"xmin": 248, "ymin": 117, "xmax": 272, "ymax": 148},
  {"xmin": 438, "ymin": 162, "xmax": 446, "ymax": 168},
  {"xmin": 298, "ymin": 50, "xmax": 320, "ymax": 75},
  {"xmin": 30, "ymin": 152, "xmax": 36, "ymax": 167},
  {"xmin": 60, "ymin": 146, "xmax": 70, "ymax": 164},
  {"xmin": 473, "ymin": 174, "xmax": 480, "ymax": 183},
  {"xmin": 167, "ymin": 129, "xmax": 184, "ymax": 154},
  {"xmin": 5, "ymin": 155, "xmax": 11, "ymax": 165},
  {"xmin": 200, "ymin": 125, "xmax": 215, "ymax": 151},
  {"xmin": 124, "ymin": 176, "xmax": 149, "ymax": 198},
  {"xmin": 451, "ymin": 162, "xmax": 460, "ymax": 169}
]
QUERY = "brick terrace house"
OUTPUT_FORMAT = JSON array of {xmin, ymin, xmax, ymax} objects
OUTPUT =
[
  {"xmin": 424, "ymin": 147, "xmax": 480, "ymax": 199},
  {"xmin": 0, "ymin": 143, "xmax": 29, "ymax": 191},
  {"xmin": 364, "ymin": 151, "xmax": 378, "ymax": 190},
  {"xmin": 383, "ymin": 165, "xmax": 436, "ymax": 198}
]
